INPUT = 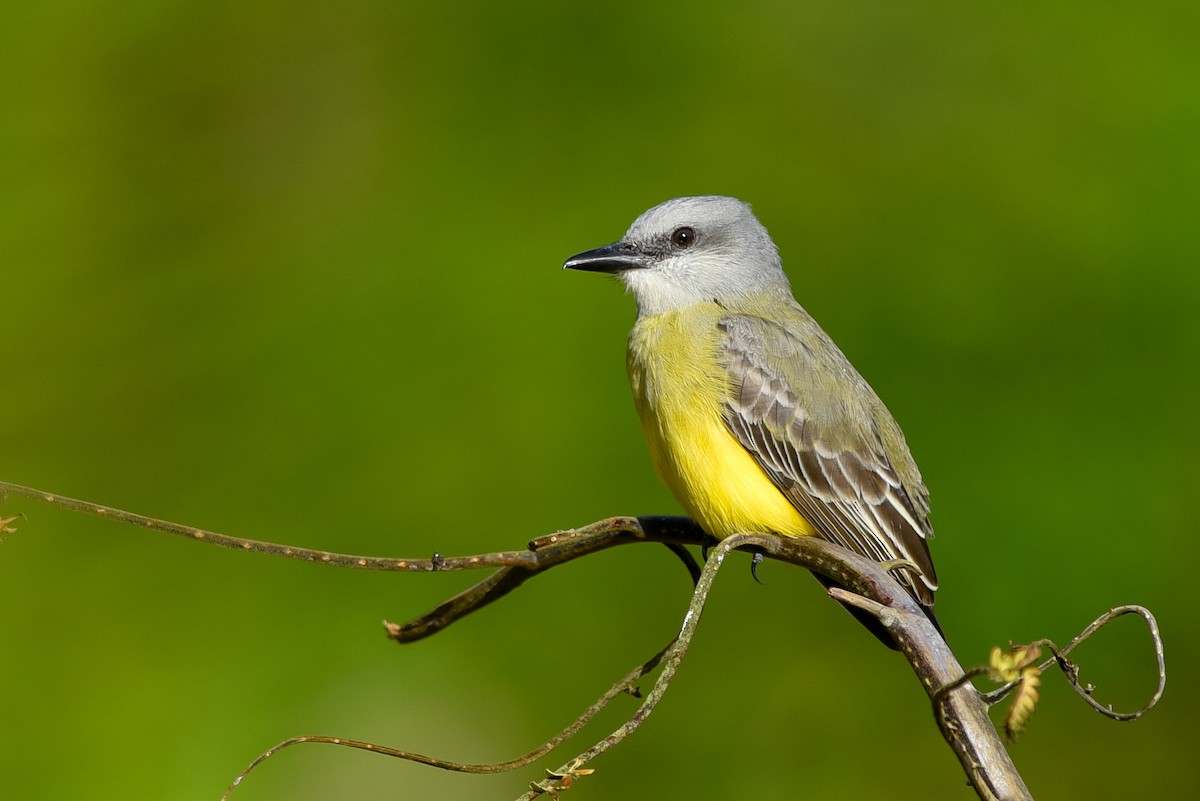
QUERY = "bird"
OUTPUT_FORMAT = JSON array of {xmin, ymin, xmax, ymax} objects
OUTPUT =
[{"xmin": 564, "ymin": 196, "xmax": 939, "ymax": 646}]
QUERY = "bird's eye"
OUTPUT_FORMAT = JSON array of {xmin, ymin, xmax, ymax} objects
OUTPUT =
[{"xmin": 670, "ymin": 226, "xmax": 696, "ymax": 248}]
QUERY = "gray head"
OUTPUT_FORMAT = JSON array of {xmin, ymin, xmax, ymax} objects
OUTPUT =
[{"xmin": 564, "ymin": 196, "xmax": 791, "ymax": 316}]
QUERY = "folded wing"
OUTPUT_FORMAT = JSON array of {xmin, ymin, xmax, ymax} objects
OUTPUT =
[{"xmin": 719, "ymin": 312, "xmax": 938, "ymax": 607}]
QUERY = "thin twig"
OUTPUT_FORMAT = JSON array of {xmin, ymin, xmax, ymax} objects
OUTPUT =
[
  {"xmin": 2, "ymin": 482, "xmax": 1028, "ymax": 799},
  {"xmin": 1044, "ymin": 604, "xmax": 1166, "ymax": 721},
  {"xmin": 4, "ymin": 480, "xmax": 1166, "ymax": 801},
  {"xmin": 976, "ymin": 605, "xmax": 1166, "ymax": 722},
  {"xmin": 0, "ymin": 481, "xmax": 708, "ymax": 590},
  {"xmin": 520, "ymin": 534, "xmax": 752, "ymax": 800},
  {"xmin": 0, "ymin": 480, "xmax": 528, "ymax": 571},
  {"xmin": 1, "ymin": 481, "xmax": 712, "ymax": 643},
  {"xmin": 222, "ymin": 639, "xmax": 679, "ymax": 799},
  {"xmin": 387, "ymin": 517, "xmax": 711, "ymax": 643}
]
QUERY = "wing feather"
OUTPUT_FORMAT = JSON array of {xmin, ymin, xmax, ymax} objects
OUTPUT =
[{"xmin": 719, "ymin": 312, "xmax": 938, "ymax": 607}]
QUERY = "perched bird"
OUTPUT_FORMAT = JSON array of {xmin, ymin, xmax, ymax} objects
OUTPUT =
[{"xmin": 564, "ymin": 196, "xmax": 938, "ymax": 645}]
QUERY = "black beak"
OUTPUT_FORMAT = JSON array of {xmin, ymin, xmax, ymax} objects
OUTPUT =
[{"xmin": 563, "ymin": 242, "xmax": 650, "ymax": 273}]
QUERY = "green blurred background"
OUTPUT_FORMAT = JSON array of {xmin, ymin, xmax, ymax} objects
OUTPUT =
[{"xmin": 2, "ymin": 2, "xmax": 1196, "ymax": 799}]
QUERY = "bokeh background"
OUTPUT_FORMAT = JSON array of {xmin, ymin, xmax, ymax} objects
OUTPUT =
[{"xmin": 2, "ymin": 2, "xmax": 1196, "ymax": 799}]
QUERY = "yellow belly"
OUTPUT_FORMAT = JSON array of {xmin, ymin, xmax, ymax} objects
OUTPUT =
[{"xmin": 627, "ymin": 307, "xmax": 816, "ymax": 540}]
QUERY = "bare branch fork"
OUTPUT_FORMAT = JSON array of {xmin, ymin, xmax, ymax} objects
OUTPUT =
[{"xmin": 0, "ymin": 481, "xmax": 1165, "ymax": 801}]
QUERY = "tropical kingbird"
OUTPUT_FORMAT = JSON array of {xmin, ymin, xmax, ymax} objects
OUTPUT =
[{"xmin": 564, "ymin": 196, "xmax": 938, "ymax": 643}]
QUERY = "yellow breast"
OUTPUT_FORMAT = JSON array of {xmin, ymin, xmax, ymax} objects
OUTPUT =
[{"xmin": 627, "ymin": 307, "xmax": 816, "ymax": 540}]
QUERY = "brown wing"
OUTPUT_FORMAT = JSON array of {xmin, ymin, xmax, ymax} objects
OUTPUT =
[{"xmin": 719, "ymin": 312, "xmax": 938, "ymax": 607}]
